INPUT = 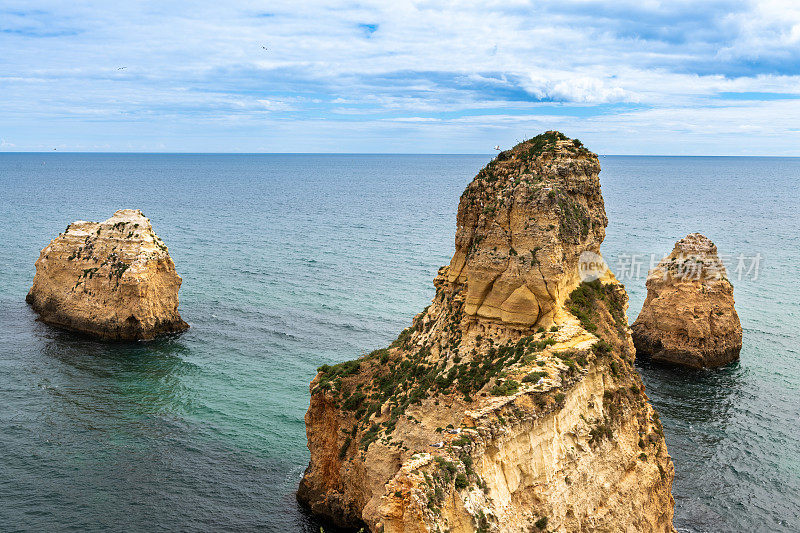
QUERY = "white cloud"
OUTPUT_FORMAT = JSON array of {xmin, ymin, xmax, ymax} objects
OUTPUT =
[
  {"xmin": 254, "ymin": 99, "xmax": 296, "ymax": 111},
  {"xmin": 0, "ymin": 1, "xmax": 799, "ymax": 152},
  {"xmin": 522, "ymin": 75, "xmax": 634, "ymax": 103},
  {"xmin": 718, "ymin": 0, "xmax": 800, "ymax": 59}
]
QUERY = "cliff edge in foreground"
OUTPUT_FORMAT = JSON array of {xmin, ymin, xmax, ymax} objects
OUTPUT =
[
  {"xmin": 27, "ymin": 209, "xmax": 188, "ymax": 340},
  {"xmin": 632, "ymin": 233, "xmax": 742, "ymax": 368},
  {"xmin": 298, "ymin": 132, "xmax": 675, "ymax": 532}
]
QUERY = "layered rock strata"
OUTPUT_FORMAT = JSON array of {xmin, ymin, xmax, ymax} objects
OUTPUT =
[
  {"xmin": 298, "ymin": 133, "xmax": 675, "ymax": 532},
  {"xmin": 631, "ymin": 233, "xmax": 742, "ymax": 368},
  {"xmin": 27, "ymin": 209, "xmax": 188, "ymax": 340}
]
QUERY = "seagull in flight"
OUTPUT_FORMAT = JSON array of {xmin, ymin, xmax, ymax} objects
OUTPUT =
[
  {"xmin": 117, "ymin": 66, "xmax": 127, "ymax": 70},
  {"xmin": 261, "ymin": 45, "xmax": 269, "ymax": 51}
]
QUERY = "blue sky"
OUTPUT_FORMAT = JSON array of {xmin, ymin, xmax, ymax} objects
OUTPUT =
[{"xmin": 1, "ymin": 1, "xmax": 799, "ymax": 154}]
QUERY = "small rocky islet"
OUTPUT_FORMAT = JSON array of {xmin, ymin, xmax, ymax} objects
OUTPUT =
[
  {"xmin": 298, "ymin": 132, "xmax": 677, "ymax": 532},
  {"xmin": 631, "ymin": 233, "xmax": 742, "ymax": 368},
  {"xmin": 26, "ymin": 208, "xmax": 188, "ymax": 340}
]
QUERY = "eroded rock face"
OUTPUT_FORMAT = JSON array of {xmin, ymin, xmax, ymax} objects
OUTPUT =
[
  {"xmin": 298, "ymin": 133, "xmax": 675, "ymax": 533},
  {"xmin": 26, "ymin": 209, "xmax": 188, "ymax": 340},
  {"xmin": 448, "ymin": 132, "xmax": 607, "ymax": 330},
  {"xmin": 631, "ymin": 233, "xmax": 742, "ymax": 368}
]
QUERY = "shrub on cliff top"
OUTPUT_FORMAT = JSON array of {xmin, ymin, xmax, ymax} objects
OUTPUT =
[
  {"xmin": 316, "ymin": 359, "xmax": 362, "ymax": 392},
  {"xmin": 318, "ymin": 359, "xmax": 360, "ymax": 377},
  {"xmin": 342, "ymin": 391, "xmax": 366, "ymax": 411},
  {"xmin": 527, "ymin": 337, "xmax": 556, "ymax": 353},
  {"xmin": 522, "ymin": 131, "xmax": 569, "ymax": 159},
  {"xmin": 522, "ymin": 371, "xmax": 547, "ymax": 383},
  {"xmin": 567, "ymin": 280, "xmax": 628, "ymax": 336},
  {"xmin": 592, "ymin": 339, "xmax": 612, "ymax": 357},
  {"xmin": 490, "ymin": 379, "xmax": 520, "ymax": 396},
  {"xmin": 452, "ymin": 435, "xmax": 471, "ymax": 447},
  {"xmin": 567, "ymin": 280, "xmax": 602, "ymax": 331},
  {"xmin": 434, "ymin": 456, "xmax": 457, "ymax": 483}
]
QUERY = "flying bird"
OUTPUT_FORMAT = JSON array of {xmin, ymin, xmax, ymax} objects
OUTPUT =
[
  {"xmin": 494, "ymin": 145, "xmax": 500, "ymax": 150},
  {"xmin": 117, "ymin": 67, "xmax": 127, "ymax": 70},
  {"xmin": 261, "ymin": 46, "xmax": 269, "ymax": 51}
]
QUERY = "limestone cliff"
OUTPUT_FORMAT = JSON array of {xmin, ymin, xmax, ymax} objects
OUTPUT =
[
  {"xmin": 27, "ymin": 209, "xmax": 188, "ymax": 340},
  {"xmin": 631, "ymin": 233, "xmax": 742, "ymax": 368},
  {"xmin": 298, "ymin": 132, "xmax": 675, "ymax": 532},
  {"xmin": 448, "ymin": 133, "xmax": 607, "ymax": 329}
]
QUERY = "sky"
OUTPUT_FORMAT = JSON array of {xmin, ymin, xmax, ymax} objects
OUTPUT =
[{"xmin": 1, "ymin": 1, "xmax": 799, "ymax": 154}]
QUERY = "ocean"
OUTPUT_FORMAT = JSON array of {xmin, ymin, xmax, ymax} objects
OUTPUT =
[{"xmin": 0, "ymin": 153, "xmax": 798, "ymax": 532}]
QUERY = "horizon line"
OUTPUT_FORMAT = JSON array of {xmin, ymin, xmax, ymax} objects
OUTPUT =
[{"xmin": 2, "ymin": 151, "xmax": 800, "ymax": 158}]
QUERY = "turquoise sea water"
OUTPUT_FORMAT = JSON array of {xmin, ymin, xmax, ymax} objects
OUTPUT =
[{"xmin": 0, "ymin": 154, "xmax": 798, "ymax": 532}]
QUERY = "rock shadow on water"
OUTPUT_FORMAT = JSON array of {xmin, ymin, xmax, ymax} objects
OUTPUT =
[
  {"xmin": 635, "ymin": 358, "xmax": 748, "ymax": 532},
  {"xmin": 294, "ymin": 499, "xmax": 367, "ymax": 533},
  {"xmin": 34, "ymin": 324, "xmax": 199, "ymax": 425},
  {"xmin": 635, "ymin": 357, "xmax": 745, "ymax": 429}
]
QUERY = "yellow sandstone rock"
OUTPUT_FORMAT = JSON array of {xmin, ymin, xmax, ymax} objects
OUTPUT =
[
  {"xmin": 298, "ymin": 133, "xmax": 675, "ymax": 532},
  {"xmin": 632, "ymin": 233, "xmax": 742, "ymax": 368},
  {"xmin": 26, "ymin": 209, "xmax": 188, "ymax": 340}
]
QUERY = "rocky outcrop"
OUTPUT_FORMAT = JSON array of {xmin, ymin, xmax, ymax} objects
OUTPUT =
[
  {"xmin": 447, "ymin": 136, "xmax": 608, "ymax": 330},
  {"xmin": 298, "ymin": 133, "xmax": 675, "ymax": 532},
  {"xmin": 631, "ymin": 233, "xmax": 742, "ymax": 368},
  {"xmin": 26, "ymin": 209, "xmax": 188, "ymax": 340}
]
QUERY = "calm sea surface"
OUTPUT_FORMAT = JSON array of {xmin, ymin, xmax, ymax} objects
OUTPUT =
[{"xmin": 0, "ymin": 154, "xmax": 798, "ymax": 532}]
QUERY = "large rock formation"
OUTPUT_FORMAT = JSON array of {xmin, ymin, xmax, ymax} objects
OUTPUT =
[
  {"xmin": 27, "ymin": 209, "xmax": 188, "ymax": 340},
  {"xmin": 631, "ymin": 233, "xmax": 742, "ymax": 368},
  {"xmin": 298, "ymin": 133, "xmax": 675, "ymax": 532},
  {"xmin": 448, "ymin": 135, "xmax": 607, "ymax": 330}
]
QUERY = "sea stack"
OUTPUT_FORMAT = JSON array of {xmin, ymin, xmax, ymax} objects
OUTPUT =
[
  {"xmin": 631, "ymin": 233, "xmax": 742, "ymax": 368},
  {"xmin": 298, "ymin": 132, "xmax": 675, "ymax": 532},
  {"xmin": 26, "ymin": 209, "xmax": 188, "ymax": 340}
]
